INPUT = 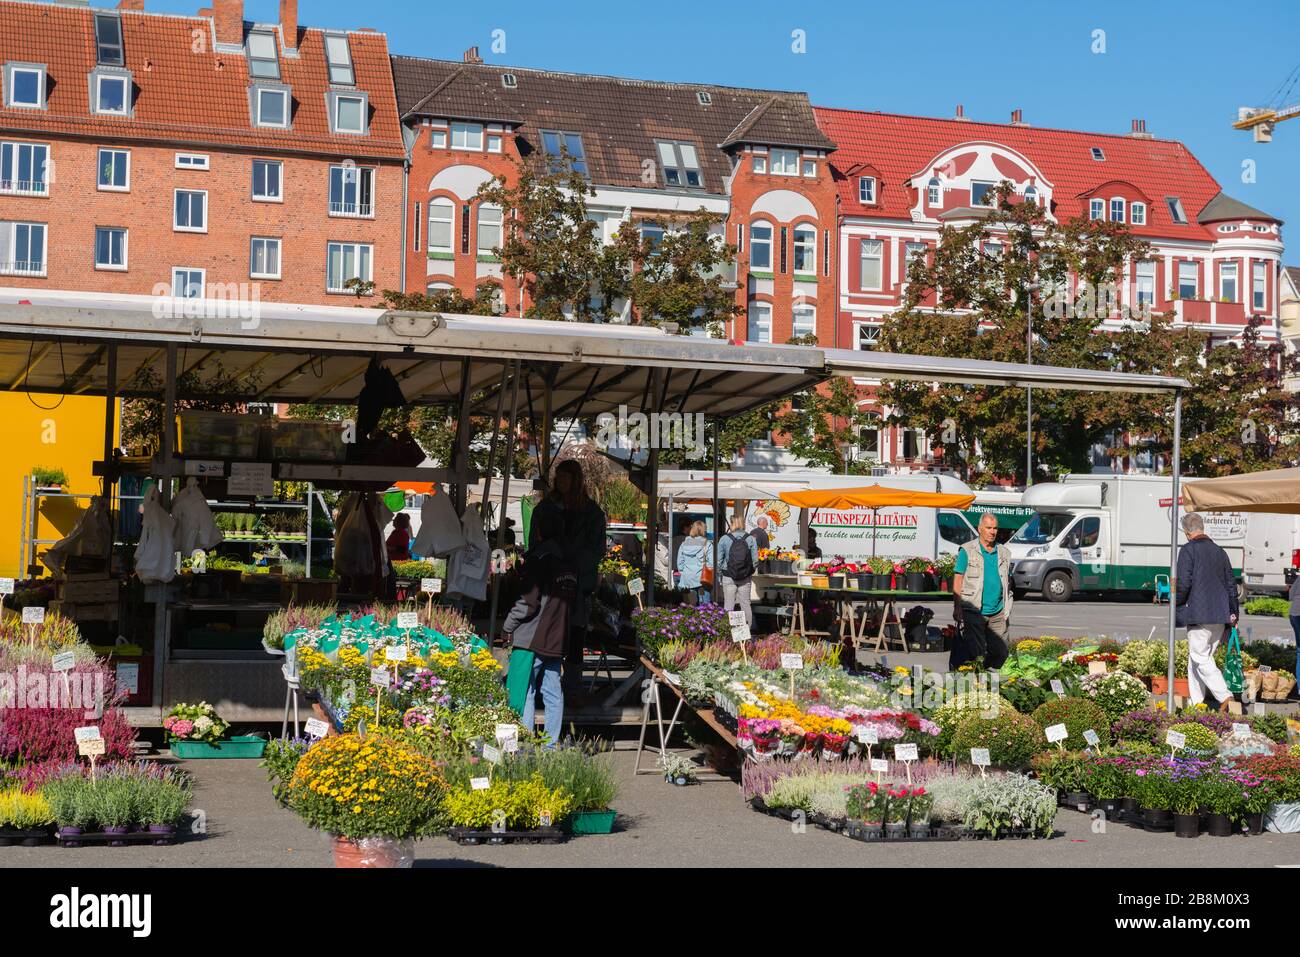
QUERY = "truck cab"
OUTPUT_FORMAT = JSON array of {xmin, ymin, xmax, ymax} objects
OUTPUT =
[{"xmin": 1007, "ymin": 498, "xmax": 1109, "ymax": 603}]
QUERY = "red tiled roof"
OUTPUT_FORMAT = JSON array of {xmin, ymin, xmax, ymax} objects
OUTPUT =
[
  {"xmin": 814, "ymin": 107, "xmax": 1242, "ymax": 241},
  {"xmin": 0, "ymin": 0, "xmax": 405, "ymax": 160}
]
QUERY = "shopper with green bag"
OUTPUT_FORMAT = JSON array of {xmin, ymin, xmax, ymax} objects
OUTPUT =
[
  {"xmin": 502, "ymin": 546, "xmax": 574, "ymax": 746},
  {"xmin": 1223, "ymin": 626, "xmax": 1245, "ymax": 698}
]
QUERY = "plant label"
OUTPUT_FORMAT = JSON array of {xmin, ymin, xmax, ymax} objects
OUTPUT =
[
  {"xmin": 1232, "ymin": 723, "xmax": 1251, "ymax": 738},
  {"xmin": 1050, "ymin": 679, "xmax": 1065, "ymax": 695},
  {"xmin": 1088, "ymin": 660, "xmax": 1107, "ymax": 676},
  {"xmin": 1165, "ymin": 730, "xmax": 1186, "ymax": 750},
  {"xmin": 22, "ymin": 606, "xmax": 44, "ymax": 625},
  {"xmin": 780, "ymin": 653, "xmax": 804, "ymax": 671},
  {"xmin": 304, "ymin": 718, "xmax": 330, "ymax": 740},
  {"xmin": 730, "ymin": 622, "xmax": 751, "ymax": 643},
  {"xmin": 627, "ymin": 577, "xmax": 645, "ymax": 596},
  {"xmin": 470, "ymin": 777, "xmax": 491, "ymax": 791},
  {"xmin": 0, "ymin": 578, "xmax": 13, "ymax": 596},
  {"xmin": 421, "ymin": 577, "xmax": 442, "ymax": 594},
  {"xmin": 970, "ymin": 748, "xmax": 991, "ymax": 767},
  {"xmin": 1258, "ymin": 665, "xmax": 1272, "ymax": 674},
  {"xmin": 77, "ymin": 738, "xmax": 106, "ymax": 758},
  {"xmin": 385, "ymin": 644, "xmax": 409, "ymax": 662},
  {"xmin": 74, "ymin": 726, "xmax": 102, "ymax": 743},
  {"xmin": 115, "ymin": 663, "xmax": 139, "ymax": 695},
  {"xmin": 51, "ymin": 651, "xmax": 76, "ymax": 672},
  {"xmin": 494, "ymin": 723, "xmax": 519, "ymax": 749},
  {"xmin": 482, "ymin": 744, "xmax": 502, "ymax": 765},
  {"xmin": 228, "ymin": 462, "xmax": 273, "ymax": 497},
  {"xmin": 869, "ymin": 758, "xmax": 889, "ymax": 774},
  {"xmin": 1045, "ymin": 723, "xmax": 1069, "ymax": 744},
  {"xmin": 1083, "ymin": 729, "xmax": 1101, "ymax": 747},
  {"xmin": 727, "ymin": 610, "xmax": 748, "ymax": 628},
  {"xmin": 396, "ymin": 611, "xmax": 419, "ymax": 631},
  {"xmin": 369, "ymin": 667, "xmax": 392, "ymax": 688},
  {"xmin": 857, "ymin": 727, "xmax": 879, "ymax": 745},
  {"xmin": 894, "ymin": 743, "xmax": 919, "ymax": 762}
]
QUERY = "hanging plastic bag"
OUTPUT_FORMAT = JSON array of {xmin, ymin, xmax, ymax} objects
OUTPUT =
[
  {"xmin": 135, "ymin": 486, "xmax": 178, "ymax": 583},
  {"xmin": 335, "ymin": 493, "xmax": 379, "ymax": 580},
  {"xmin": 1223, "ymin": 626, "xmax": 1244, "ymax": 696},
  {"xmin": 447, "ymin": 508, "xmax": 490, "ymax": 600},
  {"xmin": 43, "ymin": 495, "xmax": 114, "ymax": 575},
  {"xmin": 171, "ymin": 478, "xmax": 225, "ymax": 554},
  {"xmin": 410, "ymin": 488, "xmax": 466, "ymax": 558}
]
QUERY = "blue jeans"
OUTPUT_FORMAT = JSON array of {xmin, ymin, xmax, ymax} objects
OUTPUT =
[{"xmin": 522, "ymin": 655, "xmax": 564, "ymax": 747}]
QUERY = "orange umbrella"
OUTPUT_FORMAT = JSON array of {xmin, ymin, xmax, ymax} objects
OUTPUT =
[
  {"xmin": 395, "ymin": 481, "xmax": 437, "ymax": 495},
  {"xmin": 778, "ymin": 485, "xmax": 975, "ymax": 510}
]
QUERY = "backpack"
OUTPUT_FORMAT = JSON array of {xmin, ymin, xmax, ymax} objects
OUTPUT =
[{"xmin": 724, "ymin": 532, "xmax": 755, "ymax": 581}]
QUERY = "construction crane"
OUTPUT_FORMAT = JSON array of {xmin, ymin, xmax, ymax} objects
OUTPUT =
[{"xmin": 1234, "ymin": 63, "xmax": 1300, "ymax": 142}]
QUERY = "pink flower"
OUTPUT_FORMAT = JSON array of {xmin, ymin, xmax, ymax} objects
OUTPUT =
[{"xmin": 171, "ymin": 719, "xmax": 194, "ymax": 737}]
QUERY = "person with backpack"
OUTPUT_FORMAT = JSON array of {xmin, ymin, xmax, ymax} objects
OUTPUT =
[
  {"xmin": 503, "ymin": 546, "xmax": 577, "ymax": 746},
  {"xmin": 718, "ymin": 515, "xmax": 759, "ymax": 627}
]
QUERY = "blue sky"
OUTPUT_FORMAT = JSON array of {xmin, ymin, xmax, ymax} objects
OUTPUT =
[{"xmin": 160, "ymin": 0, "xmax": 1300, "ymax": 246}]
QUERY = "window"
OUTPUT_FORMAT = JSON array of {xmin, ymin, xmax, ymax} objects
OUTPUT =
[
  {"xmin": 1166, "ymin": 196, "xmax": 1187, "ymax": 224},
  {"xmin": 0, "ymin": 221, "xmax": 45, "ymax": 275},
  {"xmin": 1220, "ymin": 261, "xmax": 1238, "ymax": 302},
  {"xmin": 247, "ymin": 31, "xmax": 280, "ymax": 80},
  {"xmin": 326, "ymin": 242, "xmax": 373, "ymax": 293},
  {"xmin": 451, "ymin": 121, "xmax": 484, "ymax": 151},
  {"xmin": 94, "ymin": 15, "xmax": 124, "ymax": 66},
  {"xmin": 427, "ymin": 198, "xmax": 453, "ymax": 255},
  {"xmin": 639, "ymin": 222, "xmax": 665, "ymax": 252},
  {"xmin": 94, "ymin": 226, "xmax": 127, "ymax": 270},
  {"xmin": 858, "ymin": 176, "xmax": 876, "ymax": 204},
  {"xmin": 792, "ymin": 304, "xmax": 815, "ymax": 340},
  {"xmin": 857, "ymin": 416, "xmax": 880, "ymax": 462},
  {"xmin": 97, "ymin": 148, "xmax": 128, "ymax": 190},
  {"xmin": 1089, "ymin": 198, "xmax": 1104, "ymax": 220},
  {"xmin": 1135, "ymin": 260, "xmax": 1155, "ymax": 308},
  {"xmin": 5, "ymin": 64, "xmax": 45, "ymax": 109},
  {"xmin": 904, "ymin": 241, "xmax": 927, "ymax": 269},
  {"xmin": 250, "ymin": 237, "xmax": 281, "ymax": 279},
  {"xmin": 502, "ymin": 73, "xmax": 518, "ymax": 90},
  {"xmin": 970, "ymin": 180, "xmax": 996, "ymax": 207},
  {"xmin": 1253, "ymin": 261, "xmax": 1267, "ymax": 310},
  {"xmin": 800, "ymin": 158, "xmax": 815, "ymax": 177},
  {"xmin": 330, "ymin": 92, "xmax": 366, "ymax": 134},
  {"xmin": 93, "ymin": 73, "xmax": 129, "ymax": 115},
  {"xmin": 859, "ymin": 238, "xmax": 883, "ymax": 290},
  {"xmin": 252, "ymin": 159, "xmax": 282, "ymax": 201},
  {"xmin": 175, "ymin": 153, "xmax": 209, "ymax": 170},
  {"xmin": 477, "ymin": 205, "xmax": 502, "ymax": 256},
  {"xmin": 792, "ymin": 225, "xmax": 815, "ymax": 273},
  {"xmin": 747, "ymin": 302, "xmax": 771, "ymax": 342},
  {"xmin": 1109, "ymin": 198, "xmax": 1125, "ymax": 222},
  {"xmin": 1090, "ymin": 147, "xmax": 1105, "ymax": 161},
  {"xmin": 857, "ymin": 324, "xmax": 881, "ymax": 350},
  {"xmin": 323, "ymin": 34, "xmax": 354, "ymax": 85},
  {"xmin": 254, "ymin": 87, "xmax": 290, "ymax": 127},
  {"xmin": 749, "ymin": 223, "xmax": 772, "ymax": 270},
  {"xmin": 329, "ymin": 165, "xmax": 374, "ymax": 217},
  {"xmin": 540, "ymin": 130, "xmax": 587, "ymax": 174},
  {"xmin": 1178, "ymin": 260, "xmax": 1198, "ymax": 299},
  {"xmin": 171, "ymin": 267, "xmax": 204, "ymax": 298},
  {"xmin": 983, "ymin": 241, "xmax": 1003, "ymax": 259},
  {"xmin": 173, "ymin": 189, "xmax": 207, "ymax": 232},
  {"xmin": 696, "ymin": 90, "xmax": 712, "ymax": 106},
  {"xmin": 1131, "ymin": 202, "xmax": 1146, "ymax": 226},
  {"xmin": 1023, "ymin": 185, "xmax": 1039, "ymax": 206},
  {"xmin": 751, "ymin": 154, "xmax": 767, "ymax": 174},
  {"xmin": 939, "ymin": 512, "xmax": 975, "ymax": 546},
  {"xmin": 487, "ymin": 133, "xmax": 502, "ymax": 153},
  {"xmin": 770, "ymin": 149, "xmax": 798, "ymax": 176},
  {"xmin": 927, "ymin": 177, "xmax": 941, "ymax": 207},
  {"xmin": 0, "ymin": 141, "xmax": 49, "ymax": 195},
  {"xmin": 656, "ymin": 141, "xmax": 701, "ymax": 188},
  {"xmin": 430, "ymin": 127, "xmax": 447, "ymax": 149}
]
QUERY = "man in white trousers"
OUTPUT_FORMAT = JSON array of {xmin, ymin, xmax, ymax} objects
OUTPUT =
[{"xmin": 1174, "ymin": 513, "xmax": 1239, "ymax": 711}]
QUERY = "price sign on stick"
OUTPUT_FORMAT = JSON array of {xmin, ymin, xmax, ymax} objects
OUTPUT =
[
  {"xmin": 857, "ymin": 726, "xmax": 879, "ymax": 746},
  {"xmin": 1083, "ymin": 729, "xmax": 1101, "ymax": 749},
  {"xmin": 421, "ymin": 578, "xmax": 442, "ymax": 594},
  {"xmin": 385, "ymin": 644, "xmax": 409, "ymax": 663},
  {"xmin": 627, "ymin": 577, "xmax": 645, "ymax": 609},
  {"xmin": 304, "ymin": 718, "xmax": 330, "ymax": 740},
  {"xmin": 23, "ymin": 605, "xmax": 44, "ymax": 624},
  {"xmin": 780, "ymin": 654, "xmax": 804, "ymax": 670},
  {"xmin": 1050, "ymin": 679, "xmax": 1065, "ymax": 696},
  {"xmin": 1045, "ymin": 723, "xmax": 1068, "ymax": 748},
  {"xmin": 495, "ymin": 724, "xmax": 519, "ymax": 753},
  {"xmin": 482, "ymin": 744, "xmax": 502, "ymax": 765},
  {"xmin": 728, "ymin": 611, "xmax": 751, "ymax": 661},
  {"xmin": 970, "ymin": 748, "xmax": 991, "ymax": 779},
  {"xmin": 1232, "ymin": 723, "xmax": 1250, "ymax": 739},
  {"xmin": 75, "ymin": 726, "xmax": 105, "ymax": 774},
  {"xmin": 870, "ymin": 757, "xmax": 889, "ymax": 783},
  {"xmin": 894, "ymin": 743, "xmax": 918, "ymax": 785},
  {"xmin": 52, "ymin": 651, "xmax": 75, "ymax": 672},
  {"xmin": 470, "ymin": 777, "xmax": 491, "ymax": 791},
  {"xmin": 370, "ymin": 667, "xmax": 390, "ymax": 725},
  {"xmin": 0, "ymin": 577, "xmax": 12, "ymax": 616},
  {"xmin": 1165, "ymin": 729, "xmax": 1186, "ymax": 757},
  {"xmin": 396, "ymin": 611, "xmax": 419, "ymax": 631}
]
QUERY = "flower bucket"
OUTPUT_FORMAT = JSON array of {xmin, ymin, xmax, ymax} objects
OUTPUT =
[
  {"xmin": 1173, "ymin": 813, "xmax": 1200, "ymax": 838},
  {"xmin": 332, "ymin": 836, "xmax": 414, "ymax": 868},
  {"xmin": 1242, "ymin": 812, "xmax": 1264, "ymax": 836},
  {"xmin": 170, "ymin": 735, "xmax": 268, "ymax": 759},
  {"xmin": 872, "ymin": 574, "xmax": 891, "ymax": 591},
  {"xmin": 567, "ymin": 810, "xmax": 617, "ymax": 835},
  {"xmin": 1204, "ymin": 813, "xmax": 1234, "ymax": 837},
  {"xmin": 1149, "ymin": 676, "xmax": 1190, "ymax": 697},
  {"xmin": 1141, "ymin": 808, "xmax": 1173, "ymax": 832},
  {"xmin": 905, "ymin": 572, "xmax": 926, "ymax": 592}
]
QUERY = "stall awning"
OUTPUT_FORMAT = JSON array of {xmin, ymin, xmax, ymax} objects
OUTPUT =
[
  {"xmin": 778, "ymin": 485, "xmax": 976, "ymax": 510},
  {"xmin": 1181, "ymin": 466, "xmax": 1300, "ymax": 514}
]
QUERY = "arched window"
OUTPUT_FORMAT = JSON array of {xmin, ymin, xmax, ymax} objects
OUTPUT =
[
  {"xmin": 427, "ymin": 198, "xmax": 453, "ymax": 255},
  {"xmin": 927, "ymin": 177, "xmax": 941, "ymax": 207},
  {"xmin": 749, "ymin": 222, "xmax": 772, "ymax": 270},
  {"xmin": 1023, "ymin": 185, "xmax": 1038, "ymax": 206},
  {"xmin": 792, "ymin": 303, "xmax": 815, "ymax": 339},
  {"xmin": 792, "ymin": 224, "xmax": 816, "ymax": 274},
  {"xmin": 747, "ymin": 301, "xmax": 771, "ymax": 342}
]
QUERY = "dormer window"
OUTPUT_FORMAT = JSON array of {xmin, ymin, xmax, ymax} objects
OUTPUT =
[
  {"xmin": 92, "ymin": 70, "xmax": 131, "ymax": 116},
  {"xmin": 1023, "ymin": 185, "xmax": 1038, "ymax": 205},
  {"xmin": 1090, "ymin": 147, "xmax": 1105, "ymax": 161},
  {"xmin": 252, "ymin": 85, "xmax": 290, "ymax": 128},
  {"xmin": 697, "ymin": 91, "xmax": 712, "ymax": 106},
  {"xmin": 94, "ymin": 14, "xmax": 124, "ymax": 66},
  {"xmin": 328, "ymin": 91, "xmax": 367, "ymax": 135},
  {"xmin": 247, "ymin": 30, "xmax": 280, "ymax": 81},
  {"xmin": 323, "ymin": 34, "xmax": 354, "ymax": 85},
  {"xmin": 927, "ymin": 176, "xmax": 941, "ymax": 206},
  {"xmin": 970, "ymin": 180, "xmax": 996, "ymax": 207},
  {"xmin": 1109, "ymin": 198, "xmax": 1125, "ymax": 222},
  {"xmin": 501, "ymin": 73, "xmax": 518, "ymax": 90},
  {"xmin": 1089, "ymin": 198, "xmax": 1104, "ymax": 220},
  {"xmin": 858, "ymin": 176, "xmax": 876, "ymax": 204},
  {"xmin": 540, "ymin": 130, "xmax": 587, "ymax": 175},
  {"xmin": 1131, "ymin": 202, "xmax": 1146, "ymax": 225},
  {"xmin": 4, "ymin": 64, "xmax": 46, "ymax": 109}
]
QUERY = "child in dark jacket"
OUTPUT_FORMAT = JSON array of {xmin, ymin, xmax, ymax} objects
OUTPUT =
[{"xmin": 503, "ymin": 548, "xmax": 575, "ymax": 746}]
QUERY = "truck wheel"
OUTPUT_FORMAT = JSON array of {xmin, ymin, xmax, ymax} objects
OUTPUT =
[
  {"xmin": 1043, "ymin": 571, "xmax": 1073, "ymax": 603},
  {"xmin": 1237, "ymin": 580, "xmax": 1247, "ymax": 603}
]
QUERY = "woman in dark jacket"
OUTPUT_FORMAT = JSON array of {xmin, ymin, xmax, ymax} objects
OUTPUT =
[{"xmin": 503, "ymin": 548, "xmax": 575, "ymax": 746}]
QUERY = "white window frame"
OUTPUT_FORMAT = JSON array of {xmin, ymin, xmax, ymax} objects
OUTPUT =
[
  {"xmin": 1089, "ymin": 198, "xmax": 1104, "ymax": 220},
  {"xmin": 791, "ymin": 303, "xmax": 815, "ymax": 340},
  {"xmin": 94, "ymin": 226, "xmax": 128, "ymax": 271},
  {"xmin": 1167, "ymin": 197, "xmax": 1187, "ymax": 224},
  {"xmin": 487, "ymin": 134, "xmax": 503, "ymax": 153},
  {"xmin": 655, "ymin": 140, "xmax": 702, "ymax": 189},
  {"xmin": 1219, "ymin": 261, "xmax": 1238, "ymax": 302},
  {"xmin": 93, "ymin": 72, "xmax": 130, "ymax": 117},
  {"xmin": 751, "ymin": 154, "xmax": 767, "ymax": 174},
  {"xmin": 859, "ymin": 238, "xmax": 883, "ymax": 291},
  {"xmin": 1023, "ymin": 185, "xmax": 1039, "ymax": 206},
  {"xmin": 328, "ymin": 165, "xmax": 375, "ymax": 219},
  {"xmin": 792, "ymin": 224, "xmax": 816, "ymax": 275},
  {"xmin": 801, "ymin": 158, "xmax": 816, "ymax": 177},
  {"xmin": 171, "ymin": 266, "xmax": 205, "ymax": 299},
  {"xmin": 749, "ymin": 222, "xmax": 772, "ymax": 271},
  {"xmin": 857, "ymin": 324, "xmax": 882, "ymax": 350},
  {"xmin": 1177, "ymin": 260, "xmax": 1198, "ymax": 299},
  {"xmin": 927, "ymin": 178, "xmax": 941, "ymax": 207},
  {"xmin": 250, "ymin": 236, "xmax": 282, "ymax": 280},
  {"xmin": 246, "ymin": 30, "xmax": 281, "ymax": 81},
  {"xmin": 253, "ymin": 86, "xmax": 290, "ymax": 129},
  {"xmin": 476, "ymin": 204, "xmax": 502, "ymax": 257},
  {"xmin": 1135, "ymin": 260, "xmax": 1156, "ymax": 308},
  {"xmin": 97, "ymin": 147, "xmax": 130, "ymax": 191},
  {"xmin": 251, "ymin": 159, "xmax": 282, "ymax": 202},
  {"xmin": 1130, "ymin": 202, "xmax": 1146, "ymax": 226},
  {"xmin": 175, "ymin": 152, "xmax": 209, "ymax": 171},
  {"xmin": 323, "ymin": 34, "xmax": 355, "ymax": 86},
  {"xmin": 858, "ymin": 176, "xmax": 876, "ymax": 204},
  {"xmin": 451, "ymin": 121, "xmax": 484, "ymax": 151},
  {"xmin": 173, "ymin": 189, "xmax": 207, "ymax": 233},
  {"xmin": 747, "ymin": 301, "xmax": 772, "ymax": 343},
  {"xmin": 769, "ymin": 149, "xmax": 799, "ymax": 176},
  {"xmin": 329, "ymin": 91, "xmax": 367, "ymax": 135},
  {"xmin": 0, "ymin": 141, "xmax": 50, "ymax": 196},
  {"xmin": 427, "ymin": 197, "xmax": 454, "ymax": 255},
  {"xmin": 969, "ymin": 180, "xmax": 996, "ymax": 208},
  {"xmin": 430, "ymin": 127, "xmax": 448, "ymax": 149},
  {"xmin": 0, "ymin": 220, "xmax": 47, "ymax": 276},
  {"xmin": 326, "ymin": 241, "xmax": 373, "ymax": 294},
  {"xmin": 1253, "ymin": 261, "xmax": 1267, "ymax": 310},
  {"xmin": 1109, "ymin": 197, "xmax": 1125, "ymax": 223},
  {"xmin": 5, "ymin": 64, "xmax": 46, "ymax": 109}
]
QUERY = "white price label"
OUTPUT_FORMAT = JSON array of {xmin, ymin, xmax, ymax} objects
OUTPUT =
[
  {"xmin": 115, "ymin": 662, "xmax": 139, "ymax": 695},
  {"xmin": 1165, "ymin": 730, "xmax": 1186, "ymax": 750},
  {"xmin": 1258, "ymin": 665, "xmax": 1272, "ymax": 673},
  {"xmin": 482, "ymin": 744, "xmax": 502, "ymax": 765},
  {"xmin": 869, "ymin": 758, "xmax": 890, "ymax": 774},
  {"xmin": 1050, "ymin": 679, "xmax": 1065, "ymax": 695},
  {"xmin": 22, "ymin": 606, "xmax": 45, "ymax": 625},
  {"xmin": 396, "ymin": 611, "xmax": 419, "ymax": 631},
  {"xmin": 970, "ymin": 748, "xmax": 991, "ymax": 767},
  {"xmin": 78, "ymin": 739, "xmax": 106, "ymax": 758},
  {"xmin": 74, "ymin": 726, "xmax": 102, "ymax": 743},
  {"xmin": 730, "ymin": 622, "xmax": 751, "ymax": 643},
  {"xmin": 420, "ymin": 578, "xmax": 442, "ymax": 594},
  {"xmin": 370, "ymin": 667, "xmax": 392, "ymax": 688},
  {"xmin": 627, "ymin": 577, "xmax": 645, "ymax": 596},
  {"xmin": 385, "ymin": 644, "xmax": 409, "ymax": 662},
  {"xmin": 1232, "ymin": 723, "xmax": 1251, "ymax": 738},
  {"xmin": 780, "ymin": 653, "xmax": 804, "ymax": 670},
  {"xmin": 1045, "ymin": 723, "xmax": 1069, "ymax": 743},
  {"xmin": 51, "ymin": 651, "xmax": 76, "ymax": 672},
  {"xmin": 470, "ymin": 777, "xmax": 491, "ymax": 791},
  {"xmin": 495, "ymin": 723, "xmax": 519, "ymax": 745},
  {"xmin": 1083, "ymin": 729, "xmax": 1101, "ymax": 747},
  {"xmin": 727, "ymin": 610, "xmax": 748, "ymax": 627},
  {"xmin": 0, "ymin": 578, "xmax": 14, "ymax": 596},
  {"xmin": 894, "ymin": 743, "xmax": 919, "ymax": 762},
  {"xmin": 228, "ymin": 461, "xmax": 274, "ymax": 497},
  {"xmin": 304, "ymin": 718, "xmax": 330, "ymax": 740},
  {"xmin": 856, "ymin": 726, "xmax": 879, "ymax": 745}
]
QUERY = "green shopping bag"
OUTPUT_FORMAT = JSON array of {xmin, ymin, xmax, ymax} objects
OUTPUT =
[
  {"xmin": 1223, "ymin": 627, "xmax": 1244, "ymax": 695},
  {"xmin": 506, "ymin": 647, "xmax": 536, "ymax": 714}
]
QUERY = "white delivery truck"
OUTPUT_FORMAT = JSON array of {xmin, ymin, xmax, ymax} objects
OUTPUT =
[
  {"xmin": 1007, "ymin": 474, "xmax": 1246, "ymax": 602},
  {"xmin": 1243, "ymin": 514, "xmax": 1300, "ymax": 595}
]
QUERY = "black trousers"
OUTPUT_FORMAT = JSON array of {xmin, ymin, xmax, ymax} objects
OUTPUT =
[{"xmin": 950, "ymin": 603, "xmax": 1009, "ymax": 670}]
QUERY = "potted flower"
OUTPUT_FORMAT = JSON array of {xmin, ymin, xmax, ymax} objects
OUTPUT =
[
  {"xmin": 1201, "ymin": 770, "xmax": 1243, "ymax": 837},
  {"xmin": 93, "ymin": 776, "xmax": 138, "ymax": 846},
  {"xmin": 934, "ymin": 553, "xmax": 957, "ymax": 591},
  {"xmin": 1133, "ymin": 764, "xmax": 1174, "ymax": 832},
  {"xmin": 890, "ymin": 562, "xmax": 906, "ymax": 591},
  {"xmin": 1082, "ymin": 757, "xmax": 1127, "ymax": 820},
  {"xmin": 750, "ymin": 719, "xmax": 781, "ymax": 755},
  {"xmin": 165, "ymin": 702, "xmax": 266, "ymax": 759},
  {"xmin": 866, "ymin": 556, "xmax": 893, "ymax": 591},
  {"xmin": 884, "ymin": 787, "xmax": 910, "ymax": 837},
  {"xmin": 903, "ymin": 556, "xmax": 930, "ymax": 592},
  {"xmin": 659, "ymin": 752, "xmax": 697, "ymax": 786},
  {"xmin": 138, "ymin": 772, "xmax": 194, "ymax": 845},
  {"xmin": 845, "ymin": 782, "xmax": 887, "ymax": 838},
  {"xmin": 43, "ymin": 773, "xmax": 93, "ymax": 844},
  {"xmin": 908, "ymin": 787, "xmax": 934, "ymax": 838},
  {"xmin": 821, "ymin": 730, "xmax": 849, "ymax": 759},
  {"xmin": 32, "ymin": 466, "xmax": 69, "ymax": 491},
  {"xmin": 1239, "ymin": 774, "xmax": 1273, "ymax": 836},
  {"xmin": 285, "ymin": 731, "xmax": 446, "ymax": 867},
  {"xmin": 1169, "ymin": 765, "xmax": 1203, "ymax": 839}
]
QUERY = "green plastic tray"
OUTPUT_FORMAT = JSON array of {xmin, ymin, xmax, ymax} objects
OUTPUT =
[
  {"xmin": 170, "ymin": 735, "xmax": 267, "ymax": 759},
  {"xmin": 566, "ymin": 810, "xmax": 616, "ymax": 834}
]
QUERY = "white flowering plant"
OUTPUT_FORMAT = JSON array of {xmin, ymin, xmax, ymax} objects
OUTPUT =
[{"xmin": 163, "ymin": 701, "xmax": 230, "ymax": 745}]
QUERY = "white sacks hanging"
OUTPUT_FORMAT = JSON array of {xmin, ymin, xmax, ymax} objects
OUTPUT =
[
  {"xmin": 335, "ymin": 492, "xmax": 394, "ymax": 580},
  {"xmin": 171, "ymin": 478, "xmax": 225, "ymax": 554},
  {"xmin": 135, "ymin": 486, "xmax": 178, "ymax": 584},
  {"xmin": 446, "ymin": 506, "xmax": 490, "ymax": 601},
  {"xmin": 410, "ymin": 487, "xmax": 466, "ymax": 558},
  {"xmin": 42, "ymin": 495, "xmax": 114, "ymax": 575}
]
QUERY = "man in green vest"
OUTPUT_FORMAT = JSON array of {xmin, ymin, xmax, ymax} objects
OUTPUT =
[{"xmin": 950, "ymin": 512, "xmax": 1013, "ymax": 669}]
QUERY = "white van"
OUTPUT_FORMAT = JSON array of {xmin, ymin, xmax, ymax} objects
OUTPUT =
[{"xmin": 1244, "ymin": 514, "xmax": 1300, "ymax": 595}]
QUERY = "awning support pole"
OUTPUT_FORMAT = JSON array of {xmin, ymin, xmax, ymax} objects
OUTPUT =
[
  {"xmin": 1166, "ymin": 388, "xmax": 1182, "ymax": 712},
  {"xmin": 478, "ymin": 362, "xmax": 511, "ymax": 524},
  {"xmin": 487, "ymin": 359, "xmax": 522, "ymax": 643},
  {"xmin": 711, "ymin": 416, "xmax": 721, "ymax": 604},
  {"xmin": 645, "ymin": 369, "xmax": 662, "ymax": 609},
  {"xmin": 450, "ymin": 358, "xmax": 472, "ymax": 516},
  {"xmin": 153, "ymin": 343, "xmax": 178, "ymax": 713},
  {"xmin": 102, "ymin": 344, "xmax": 117, "ymax": 501}
]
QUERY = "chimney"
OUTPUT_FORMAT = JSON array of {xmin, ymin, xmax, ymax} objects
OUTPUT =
[
  {"xmin": 279, "ymin": 0, "xmax": 298, "ymax": 51},
  {"xmin": 1129, "ymin": 118, "xmax": 1153, "ymax": 139},
  {"xmin": 117, "ymin": 0, "xmax": 144, "ymax": 9},
  {"xmin": 954, "ymin": 104, "xmax": 968, "ymax": 121},
  {"xmin": 463, "ymin": 46, "xmax": 483, "ymax": 64},
  {"xmin": 1010, "ymin": 108, "xmax": 1025, "ymax": 126},
  {"xmin": 212, "ymin": 0, "xmax": 244, "ymax": 46}
]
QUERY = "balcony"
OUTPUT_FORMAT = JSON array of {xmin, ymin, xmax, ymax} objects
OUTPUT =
[
  {"xmin": 0, "ymin": 178, "xmax": 48, "ymax": 196},
  {"xmin": 1172, "ymin": 298, "xmax": 1247, "ymax": 327}
]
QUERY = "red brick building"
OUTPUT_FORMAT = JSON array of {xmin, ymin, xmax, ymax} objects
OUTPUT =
[{"xmin": 0, "ymin": 0, "xmax": 405, "ymax": 305}]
